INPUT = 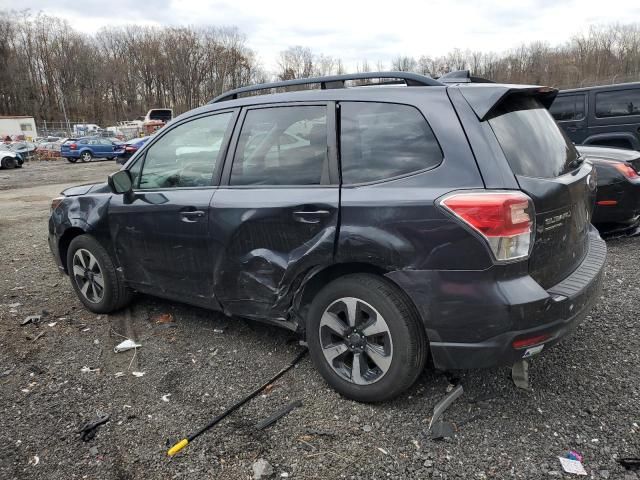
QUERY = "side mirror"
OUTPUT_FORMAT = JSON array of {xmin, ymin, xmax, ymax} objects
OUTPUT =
[{"xmin": 108, "ymin": 170, "xmax": 133, "ymax": 194}]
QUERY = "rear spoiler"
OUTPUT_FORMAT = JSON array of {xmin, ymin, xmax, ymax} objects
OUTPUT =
[{"xmin": 455, "ymin": 83, "xmax": 558, "ymax": 121}]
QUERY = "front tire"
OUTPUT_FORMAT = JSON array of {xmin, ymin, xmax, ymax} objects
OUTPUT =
[
  {"xmin": 66, "ymin": 234, "xmax": 133, "ymax": 313},
  {"xmin": 1, "ymin": 156, "xmax": 16, "ymax": 169},
  {"xmin": 307, "ymin": 274, "xmax": 428, "ymax": 402}
]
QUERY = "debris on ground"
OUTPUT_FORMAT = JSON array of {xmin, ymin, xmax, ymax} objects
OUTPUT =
[
  {"xmin": 566, "ymin": 450, "xmax": 583, "ymax": 462},
  {"xmin": 213, "ymin": 328, "xmax": 224, "ymax": 334},
  {"xmin": 511, "ymin": 359, "xmax": 530, "ymax": 390},
  {"xmin": 80, "ymin": 366, "xmax": 99, "ymax": 373},
  {"xmin": 131, "ymin": 371, "xmax": 145, "ymax": 377},
  {"xmin": 254, "ymin": 400, "xmax": 302, "ymax": 431},
  {"xmin": 114, "ymin": 339, "xmax": 142, "ymax": 353},
  {"xmin": 29, "ymin": 455, "xmax": 39, "ymax": 466},
  {"xmin": 619, "ymin": 458, "xmax": 640, "ymax": 470},
  {"xmin": 252, "ymin": 458, "xmax": 274, "ymax": 479},
  {"xmin": 428, "ymin": 384, "xmax": 463, "ymax": 430},
  {"xmin": 430, "ymin": 420, "xmax": 455, "ymax": 440},
  {"xmin": 558, "ymin": 456, "xmax": 587, "ymax": 475},
  {"xmin": 78, "ymin": 414, "xmax": 110, "ymax": 441},
  {"xmin": 153, "ymin": 313, "xmax": 174, "ymax": 324},
  {"xmin": 114, "ymin": 372, "xmax": 125, "ymax": 378},
  {"xmin": 428, "ymin": 384, "xmax": 463, "ymax": 440},
  {"xmin": 28, "ymin": 331, "xmax": 45, "ymax": 342},
  {"xmin": 167, "ymin": 349, "xmax": 308, "ymax": 457},
  {"xmin": 161, "ymin": 394, "xmax": 171, "ymax": 402},
  {"xmin": 21, "ymin": 315, "xmax": 41, "ymax": 326}
]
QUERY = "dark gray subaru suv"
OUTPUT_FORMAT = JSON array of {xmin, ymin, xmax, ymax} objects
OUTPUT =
[{"xmin": 48, "ymin": 72, "xmax": 606, "ymax": 402}]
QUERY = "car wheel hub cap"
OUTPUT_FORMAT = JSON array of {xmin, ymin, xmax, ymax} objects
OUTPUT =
[
  {"xmin": 72, "ymin": 249, "xmax": 104, "ymax": 304},
  {"xmin": 319, "ymin": 297, "xmax": 393, "ymax": 385}
]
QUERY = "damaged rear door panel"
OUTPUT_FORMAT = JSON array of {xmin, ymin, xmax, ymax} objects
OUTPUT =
[{"xmin": 210, "ymin": 102, "xmax": 339, "ymax": 323}]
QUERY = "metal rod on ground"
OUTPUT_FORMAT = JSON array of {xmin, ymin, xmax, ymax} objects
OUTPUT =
[{"xmin": 167, "ymin": 348, "xmax": 308, "ymax": 457}]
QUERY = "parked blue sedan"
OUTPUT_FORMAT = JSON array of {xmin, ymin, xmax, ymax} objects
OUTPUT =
[
  {"xmin": 116, "ymin": 136, "xmax": 151, "ymax": 164},
  {"xmin": 61, "ymin": 137, "xmax": 124, "ymax": 163}
]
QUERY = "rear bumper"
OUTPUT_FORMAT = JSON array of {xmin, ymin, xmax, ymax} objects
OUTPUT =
[
  {"xmin": 593, "ymin": 178, "xmax": 640, "ymax": 226},
  {"xmin": 387, "ymin": 227, "xmax": 606, "ymax": 370}
]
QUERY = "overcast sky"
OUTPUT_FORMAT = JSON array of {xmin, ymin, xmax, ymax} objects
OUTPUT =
[{"xmin": 4, "ymin": 0, "xmax": 640, "ymax": 70}]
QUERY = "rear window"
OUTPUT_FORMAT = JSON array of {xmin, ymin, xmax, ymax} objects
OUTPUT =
[
  {"xmin": 595, "ymin": 89, "xmax": 640, "ymax": 118},
  {"xmin": 340, "ymin": 102, "xmax": 442, "ymax": 184},
  {"xmin": 488, "ymin": 96, "xmax": 579, "ymax": 178}
]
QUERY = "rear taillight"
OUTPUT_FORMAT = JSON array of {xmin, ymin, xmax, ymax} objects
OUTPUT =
[
  {"xmin": 69, "ymin": 143, "xmax": 77, "ymax": 150},
  {"xmin": 613, "ymin": 162, "xmax": 639, "ymax": 179},
  {"xmin": 440, "ymin": 191, "xmax": 535, "ymax": 262},
  {"xmin": 125, "ymin": 146, "xmax": 136, "ymax": 152}
]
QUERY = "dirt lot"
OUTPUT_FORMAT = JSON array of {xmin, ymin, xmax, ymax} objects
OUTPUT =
[{"xmin": 0, "ymin": 159, "xmax": 639, "ymax": 480}]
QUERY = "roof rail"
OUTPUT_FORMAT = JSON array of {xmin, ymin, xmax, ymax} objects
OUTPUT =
[
  {"xmin": 209, "ymin": 71, "xmax": 443, "ymax": 103},
  {"xmin": 438, "ymin": 70, "xmax": 495, "ymax": 84}
]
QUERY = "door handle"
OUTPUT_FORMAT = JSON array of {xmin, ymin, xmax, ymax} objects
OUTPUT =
[
  {"xmin": 180, "ymin": 210, "xmax": 205, "ymax": 222},
  {"xmin": 292, "ymin": 210, "xmax": 331, "ymax": 224}
]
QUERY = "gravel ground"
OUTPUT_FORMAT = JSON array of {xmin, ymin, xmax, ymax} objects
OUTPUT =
[{"xmin": 0, "ymin": 159, "xmax": 638, "ymax": 480}]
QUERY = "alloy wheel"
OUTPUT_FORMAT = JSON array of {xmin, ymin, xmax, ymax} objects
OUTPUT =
[
  {"xmin": 81, "ymin": 152, "xmax": 92, "ymax": 162},
  {"xmin": 72, "ymin": 248, "xmax": 104, "ymax": 303},
  {"xmin": 319, "ymin": 297, "xmax": 393, "ymax": 385}
]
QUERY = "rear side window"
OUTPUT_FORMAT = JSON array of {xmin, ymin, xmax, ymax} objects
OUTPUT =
[
  {"xmin": 488, "ymin": 96, "xmax": 579, "ymax": 178},
  {"xmin": 595, "ymin": 89, "xmax": 640, "ymax": 118},
  {"xmin": 230, "ymin": 106, "xmax": 328, "ymax": 186},
  {"xmin": 549, "ymin": 94, "xmax": 585, "ymax": 121},
  {"xmin": 340, "ymin": 102, "xmax": 442, "ymax": 184}
]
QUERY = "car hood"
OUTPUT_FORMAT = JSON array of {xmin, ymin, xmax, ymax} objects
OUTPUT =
[
  {"xmin": 62, "ymin": 182, "xmax": 110, "ymax": 197},
  {"xmin": 0, "ymin": 150, "xmax": 19, "ymax": 158}
]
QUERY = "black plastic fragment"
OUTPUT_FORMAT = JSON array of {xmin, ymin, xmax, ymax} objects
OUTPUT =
[
  {"xmin": 619, "ymin": 458, "xmax": 640, "ymax": 471},
  {"xmin": 78, "ymin": 414, "xmax": 110, "ymax": 441},
  {"xmin": 255, "ymin": 400, "xmax": 302, "ymax": 431}
]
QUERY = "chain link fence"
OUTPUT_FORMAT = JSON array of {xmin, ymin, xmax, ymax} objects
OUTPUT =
[{"xmin": 36, "ymin": 120, "xmax": 145, "ymax": 141}]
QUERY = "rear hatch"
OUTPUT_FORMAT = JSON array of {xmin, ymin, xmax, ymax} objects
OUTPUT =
[{"xmin": 486, "ymin": 95, "xmax": 595, "ymax": 289}]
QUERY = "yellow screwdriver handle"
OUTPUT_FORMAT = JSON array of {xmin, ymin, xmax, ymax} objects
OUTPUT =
[{"xmin": 167, "ymin": 439, "xmax": 189, "ymax": 457}]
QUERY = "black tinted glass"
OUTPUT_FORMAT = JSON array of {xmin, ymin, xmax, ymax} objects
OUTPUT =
[
  {"xmin": 595, "ymin": 89, "xmax": 640, "ymax": 118},
  {"xmin": 231, "ymin": 106, "xmax": 327, "ymax": 186},
  {"xmin": 340, "ymin": 102, "xmax": 442, "ymax": 184},
  {"xmin": 549, "ymin": 95, "xmax": 585, "ymax": 121},
  {"xmin": 488, "ymin": 96, "xmax": 579, "ymax": 178}
]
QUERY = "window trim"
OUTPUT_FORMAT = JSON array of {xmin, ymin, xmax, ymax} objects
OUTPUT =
[
  {"xmin": 338, "ymin": 100, "xmax": 444, "ymax": 186},
  {"xmin": 129, "ymin": 108, "xmax": 239, "ymax": 191},
  {"xmin": 220, "ymin": 101, "xmax": 338, "ymax": 188},
  {"xmin": 594, "ymin": 88, "xmax": 640, "ymax": 119},
  {"xmin": 551, "ymin": 93, "xmax": 586, "ymax": 122}
]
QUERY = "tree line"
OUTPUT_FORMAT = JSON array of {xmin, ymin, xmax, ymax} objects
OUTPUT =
[{"xmin": 1, "ymin": 10, "xmax": 639, "ymax": 126}]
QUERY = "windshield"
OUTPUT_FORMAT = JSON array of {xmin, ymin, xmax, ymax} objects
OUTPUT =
[{"xmin": 487, "ymin": 96, "xmax": 579, "ymax": 178}]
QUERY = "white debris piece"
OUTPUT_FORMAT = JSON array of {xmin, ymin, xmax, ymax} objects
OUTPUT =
[
  {"xmin": 131, "ymin": 371, "xmax": 145, "ymax": 377},
  {"xmin": 558, "ymin": 457, "xmax": 587, "ymax": 475},
  {"xmin": 114, "ymin": 339, "xmax": 141, "ymax": 353}
]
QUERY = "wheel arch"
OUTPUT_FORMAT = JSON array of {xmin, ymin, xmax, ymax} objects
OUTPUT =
[
  {"xmin": 293, "ymin": 262, "xmax": 426, "ymax": 340},
  {"xmin": 58, "ymin": 227, "xmax": 86, "ymax": 273}
]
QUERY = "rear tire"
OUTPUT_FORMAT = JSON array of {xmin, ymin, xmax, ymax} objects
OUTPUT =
[
  {"xmin": 1, "ymin": 156, "xmax": 16, "ymax": 169},
  {"xmin": 80, "ymin": 151, "xmax": 92, "ymax": 162},
  {"xmin": 66, "ymin": 234, "xmax": 133, "ymax": 313},
  {"xmin": 307, "ymin": 274, "xmax": 428, "ymax": 402}
]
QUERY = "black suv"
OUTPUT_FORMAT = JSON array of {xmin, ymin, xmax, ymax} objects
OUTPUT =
[
  {"xmin": 49, "ymin": 72, "xmax": 606, "ymax": 402},
  {"xmin": 550, "ymin": 82, "xmax": 640, "ymax": 150}
]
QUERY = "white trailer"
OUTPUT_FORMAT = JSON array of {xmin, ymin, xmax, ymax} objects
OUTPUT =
[{"xmin": 0, "ymin": 116, "xmax": 38, "ymax": 141}]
